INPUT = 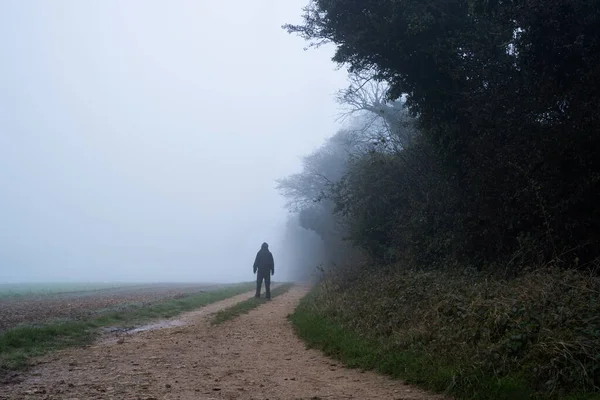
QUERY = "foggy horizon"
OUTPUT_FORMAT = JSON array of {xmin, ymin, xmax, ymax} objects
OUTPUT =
[{"xmin": 0, "ymin": 1, "xmax": 347, "ymax": 283}]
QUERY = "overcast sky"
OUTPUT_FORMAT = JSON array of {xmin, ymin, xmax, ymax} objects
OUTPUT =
[{"xmin": 0, "ymin": 0, "xmax": 347, "ymax": 283}]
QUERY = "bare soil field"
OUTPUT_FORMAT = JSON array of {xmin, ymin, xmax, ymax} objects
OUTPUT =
[
  {"xmin": 0, "ymin": 286, "xmax": 443, "ymax": 400},
  {"xmin": 0, "ymin": 283, "xmax": 232, "ymax": 331}
]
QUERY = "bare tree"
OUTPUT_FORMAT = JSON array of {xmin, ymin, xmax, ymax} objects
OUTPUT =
[{"xmin": 336, "ymin": 72, "xmax": 417, "ymax": 152}]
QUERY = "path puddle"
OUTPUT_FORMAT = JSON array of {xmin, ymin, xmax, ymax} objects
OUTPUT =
[
  {"xmin": 103, "ymin": 319, "xmax": 186, "ymax": 335},
  {"xmin": 130, "ymin": 319, "xmax": 186, "ymax": 333}
]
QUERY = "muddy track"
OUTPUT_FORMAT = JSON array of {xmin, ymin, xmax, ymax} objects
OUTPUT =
[{"xmin": 0, "ymin": 286, "xmax": 444, "ymax": 400}]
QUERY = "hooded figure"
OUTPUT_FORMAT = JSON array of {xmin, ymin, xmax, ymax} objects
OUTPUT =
[{"xmin": 253, "ymin": 242, "xmax": 274, "ymax": 299}]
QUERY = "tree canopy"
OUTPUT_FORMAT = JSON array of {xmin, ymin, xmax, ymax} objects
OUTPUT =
[{"xmin": 282, "ymin": 0, "xmax": 600, "ymax": 271}]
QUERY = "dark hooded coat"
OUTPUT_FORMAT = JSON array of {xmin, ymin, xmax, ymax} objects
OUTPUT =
[{"xmin": 253, "ymin": 242, "xmax": 274, "ymax": 274}]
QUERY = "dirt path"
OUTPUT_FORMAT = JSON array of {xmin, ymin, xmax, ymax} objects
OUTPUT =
[{"xmin": 1, "ymin": 286, "xmax": 444, "ymax": 400}]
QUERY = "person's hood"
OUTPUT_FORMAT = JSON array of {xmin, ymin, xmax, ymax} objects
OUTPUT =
[{"xmin": 260, "ymin": 242, "xmax": 269, "ymax": 250}]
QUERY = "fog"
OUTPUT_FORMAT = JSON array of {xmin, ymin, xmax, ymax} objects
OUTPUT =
[{"xmin": 0, "ymin": 1, "xmax": 346, "ymax": 283}]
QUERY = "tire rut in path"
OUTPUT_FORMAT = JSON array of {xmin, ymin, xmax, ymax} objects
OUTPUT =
[{"xmin": 1, "ymin": 286, "xmax": 445, "ymax": 400}]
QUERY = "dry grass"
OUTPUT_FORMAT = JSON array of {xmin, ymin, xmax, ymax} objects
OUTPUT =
[{"xmin": 294, "ymin": 265, "xmax": 600, "ymax": 399}]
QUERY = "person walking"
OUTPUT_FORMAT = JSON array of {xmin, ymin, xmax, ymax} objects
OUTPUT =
[{"xmin": 253, "ymin": 242, "xmax": 274, "ymax": 299}]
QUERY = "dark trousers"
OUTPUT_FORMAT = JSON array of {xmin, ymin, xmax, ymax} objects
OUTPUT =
[{"xmin": 255, "ymin": 270, "xmax": 271, "ymax": 299}]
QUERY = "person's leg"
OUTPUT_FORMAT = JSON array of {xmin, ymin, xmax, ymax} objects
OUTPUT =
[
  {"xmin": 265, "ymin": 273, "xmax": 271, "ymax": 299},
  {"xmin": 255, "ymin": 273, "xmax": 263, "ymax": 298}
]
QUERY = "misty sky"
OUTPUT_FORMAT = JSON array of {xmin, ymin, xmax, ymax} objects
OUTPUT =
[{"xmin": 0, "ymin": 1, "xmax": 347, "ymax": 283}]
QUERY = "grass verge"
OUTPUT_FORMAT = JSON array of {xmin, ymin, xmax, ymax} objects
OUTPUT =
[
  {"xmin": 0, "ymin": 283, "xmax": 254, "ymax": 372},
  {"xmin": 211, "ymin": 283, "xmax": 294, "ymax": 325},
  {"xmin": 290, "ymin": 284, "xmax": 600, "ymax": 400}
]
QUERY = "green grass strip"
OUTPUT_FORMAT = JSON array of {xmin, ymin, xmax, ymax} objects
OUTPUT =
[
  {"xmin": 0, "ymin": 283, "xmax": 254, "ymax": 371},
  {"xmin": 289, "ymin": 288, "xmax": 600, "ymax": 400},
  {"xmin": 211, "ymin": 283, "xmax": 294, "ymax": 325}
]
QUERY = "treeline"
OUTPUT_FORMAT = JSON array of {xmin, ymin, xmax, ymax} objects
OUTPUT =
[
  {"xmin": 277, "ymin": 1, "xmax": 600, "ymax": 397},
  {"xmin": 279, "ymin": 0, "xmax": 600, "ymax": 275}
]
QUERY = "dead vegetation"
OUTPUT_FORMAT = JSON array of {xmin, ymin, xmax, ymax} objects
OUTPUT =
[{"xmin": 303, "ymin": 265, "xmax": 600, "ymax": 398}]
